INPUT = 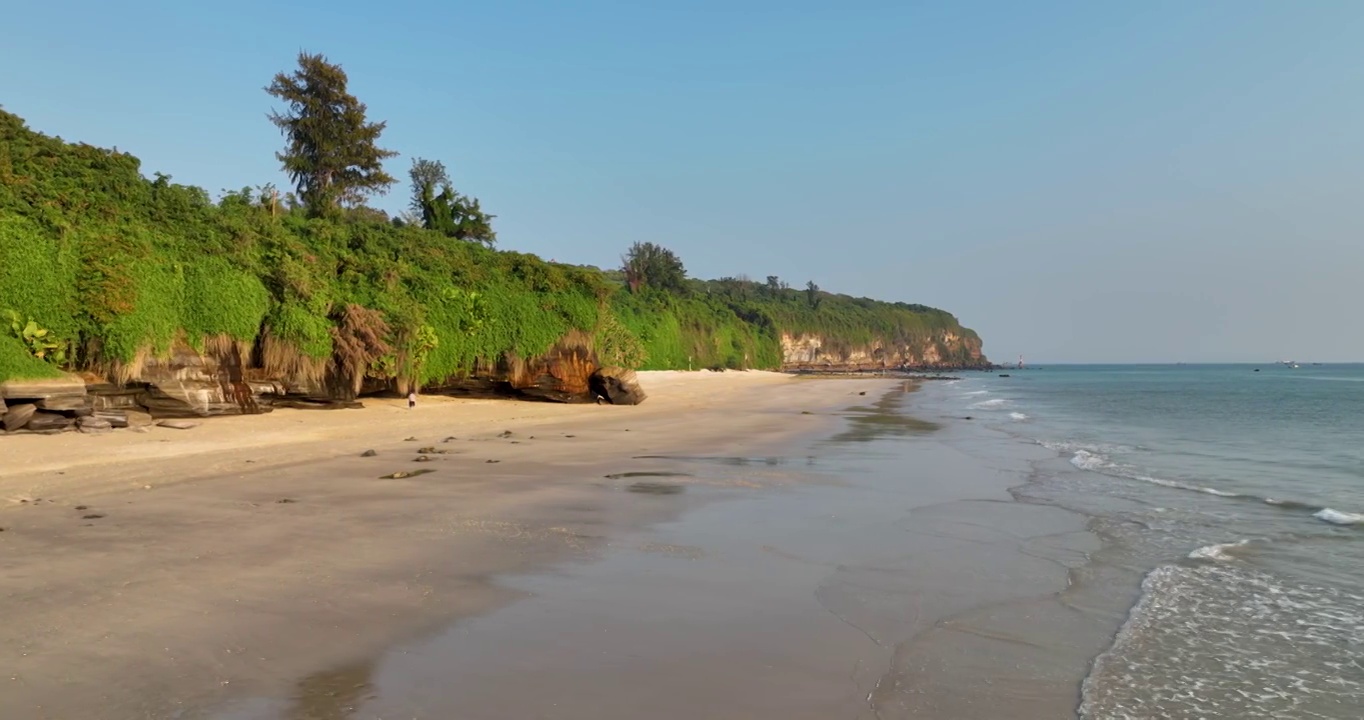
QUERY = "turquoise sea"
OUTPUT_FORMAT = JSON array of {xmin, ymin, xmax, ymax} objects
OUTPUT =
[{"xmin": 931, "ymin": 364, "xmax": 1364, "ymax": 718}]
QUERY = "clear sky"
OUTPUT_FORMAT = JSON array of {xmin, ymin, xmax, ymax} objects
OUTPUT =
[{"xmin": 4, "ymin": 1, "xmax": 1363, "ymax": 363}]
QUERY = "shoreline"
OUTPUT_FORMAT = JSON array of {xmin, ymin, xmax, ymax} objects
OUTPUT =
[{"xmin": 2, "ymin": 371, "xmax": 1134, "ymax": 719}]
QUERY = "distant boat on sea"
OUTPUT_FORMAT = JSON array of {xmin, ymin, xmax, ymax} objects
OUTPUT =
[{"xmin": 1280, "ymin": 360, "xmax": 1300, "ymax": 369}]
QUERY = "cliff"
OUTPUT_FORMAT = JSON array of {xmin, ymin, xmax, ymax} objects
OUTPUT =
[
  {"xmin": 0, "ymin": 108, "xmax": 985, "ymax": 420},
  {"xmin": 780, "ymin": 330, "xmax": 987, "ymax": 372}
]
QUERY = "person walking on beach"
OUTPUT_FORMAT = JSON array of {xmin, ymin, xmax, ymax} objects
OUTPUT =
[{"xmin": 408, "ymin": 389, "xmax": 417, "ymax": 409}]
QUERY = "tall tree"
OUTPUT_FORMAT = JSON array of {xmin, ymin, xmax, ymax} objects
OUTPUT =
[
  {"xmin": 266, "ymin": 52, "xmax": 397, "ymax": 215},
  {"xmin": 622, "ymin": 242, "xmax": 687, "ymax": 294},
  {"xmin": 806, "ymin": 280, "xmax": 823, "ymax": 310},
  {"xmin": 408, "ymin": 157, "xmax": 449, "ymax": 216},
  {"xmin": 409, "ymin": 157, "xmax": 496, "ymax": 246}
]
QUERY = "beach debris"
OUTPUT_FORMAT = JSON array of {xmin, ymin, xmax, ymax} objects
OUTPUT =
[
  {"xmin": 801, "ymin": 411, "xmax": 813, "ymax": 415},
  {"xmin": 156, "ymin": 420, "xmax": 199, "ymax": 430},
  {"xmin": 498, "ymin": 430, "xmax": 513, "ymax": 438},
  {"xmin": 74, "ymin": 505, "xmax": 88, "ymax": 511},
  {"xmin": 485, "ymin": 459, "xmax": 501, "ymax": 464},
  {"xmin": 360, "ymin": 449, "xmax": 378, "ymax": 457},
  {"xmin": 378, "ymin": 469, "xmax": 434, "ymax": 479},
  {"xmin": 605, "ymin": 471, "xmax": 691, "ymax": 480},
  {"xmin": 275, "ymin": 498, "xmax": 296, "ymax": 504},
  {"xmin": 564, "ymin": 434, "xmax": 576, "ymax": 438},
  {"xmin": 442, "ymin": 436, "xmax": 457, "ymax": 443},
  {"xmin": 414, "ymin": 455, "xmax": 433, "ymax": 462},
  {"xmin": 82, "ymin": 513, "xmax": 105, "ymax": 520},
  {"xmin": 417, "ymin": 447, "xmax": 437, "ymax": 454},
  {"xmin": 859, "ymin": 391, "xmax": 867, "ymax": 396},
  {"xmin": 404, "ymin": 436, "xmax": 418, "ymax": 441}
]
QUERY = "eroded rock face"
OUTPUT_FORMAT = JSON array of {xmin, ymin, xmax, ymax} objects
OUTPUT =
[
  {"xmin": 0, "ymin": 374, "xmax": 87, "ymax": 400},
  {"xmin": 779, "ymin": 331, "xmax": 987, "ymax": 372},
  {"xmin": 590, "ymin": 367, "xmax": 647, "ymax": 406}
]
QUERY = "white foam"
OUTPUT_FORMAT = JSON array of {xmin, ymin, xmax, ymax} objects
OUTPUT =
[
  {"xmin": 970, "ymin": 398, "xmax": 1008, "ymax": 408},
  {"xmin": 1080, "ymin": 564, "xmax": 1364, "ymax": 719},
  {"xmin": 1070, "ymin": 450, "xmax": 1109, "ymax": 472},
  {"xmin": 1313, "ymin": 508, "xmax": 1364, "ymax": 526},
  {"xmin": 1009, "ymin": 412, "xmax": 1029, "ymax": 421},
  {"xmin": 1188, "ymin": 539, "xmax": 1250, "ymax": 561},
  {"xmin": 962, "ymin": 390, "xmax": 990, "ymax": 396}
]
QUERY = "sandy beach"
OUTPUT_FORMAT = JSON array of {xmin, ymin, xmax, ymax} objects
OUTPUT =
[{"xmin": 0, "ymin": 371, "xmax": 1106, "ymax": 719}]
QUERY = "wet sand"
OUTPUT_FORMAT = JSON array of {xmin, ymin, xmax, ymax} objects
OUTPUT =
[{"xmin": 0, "ymin": 372, "xmax": 1112, "ymax": 719}]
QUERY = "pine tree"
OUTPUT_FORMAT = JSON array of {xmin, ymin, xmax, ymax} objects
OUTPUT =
[{"xmin": 266, "ymin": 52, "xmax": 397, "ymax": 215}]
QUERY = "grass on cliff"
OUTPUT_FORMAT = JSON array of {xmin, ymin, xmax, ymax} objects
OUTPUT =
[{"xmin": 0, "ymin": 108, "xmax": 981, "ymax": 385}]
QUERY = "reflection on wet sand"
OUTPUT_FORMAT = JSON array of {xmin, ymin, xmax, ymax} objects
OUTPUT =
[
  {"xmin": 829, "ymin": 387, "xmax": 939, "ymax": 443},
  {"xmin": 285, "ymin": 661, "xmax": 375, "ymax": 720}
]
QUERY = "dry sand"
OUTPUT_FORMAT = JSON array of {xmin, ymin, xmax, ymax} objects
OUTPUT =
[{"xmin": 0, "ymin": 371, "xmax": 896, "ymax": 719}]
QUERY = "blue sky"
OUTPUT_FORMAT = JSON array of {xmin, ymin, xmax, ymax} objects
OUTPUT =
[{"xmin": 4, "ymin": 1, "xmax": 1363, "ymax": 362}]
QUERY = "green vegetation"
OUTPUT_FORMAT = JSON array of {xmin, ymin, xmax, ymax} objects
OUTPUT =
[{"xmin": 0, "ymin": 54, "xmax": 982, "ymax": 386}]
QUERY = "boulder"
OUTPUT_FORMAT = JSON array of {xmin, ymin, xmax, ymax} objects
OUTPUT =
[
  {"xmin": 0, "ymin": 374, "xmax": 87, "ymax": 400},
  {"xmin": 77, "ymin": 416, "xmax": 113, "ymax": 434},
  {"xmin": 590, "ymin": 367, "xmax": 647, "ymax": 406},
  {"xmin": 3, "ymin": 403, "xmax": 36, "ymax": 431},
  {"xmin": 35, "ymin": 395, "xmax": 90, "ymax": 412},
  {"xmin": 26, "ymin": 412, "xmax": 75, "ymax": 432},
  {"xmin": 138, "ymin": 381, "xmax": 242, "ymax": 418},
  {"xmin": 93, "ymin": 410, "xmax": 129, "ymax": 428},
  {"xmin": 125, "ymin": 410, "xmax": 154, "ymax": 428}
]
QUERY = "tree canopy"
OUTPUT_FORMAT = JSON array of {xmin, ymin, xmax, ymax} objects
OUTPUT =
[
  {"xmin": 622, "ymin": 242, "xmax": 687, "ymax": 294},
  {"xmin": 266, "ymin": 52, "xmax": 397, "ymax": 215},
  {"xmin": 408, "ymin": 157, "xmax": 497, "ymax": 246}
]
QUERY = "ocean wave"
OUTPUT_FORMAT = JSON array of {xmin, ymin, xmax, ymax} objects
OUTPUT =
[
  {"xmin": 1054, "ymin": 445, "xmax": 1363, "ymax": 528},
  {"xmin": 1313, "ymin": 508, "xmax": 1364, "ymax": 526},
  {"xmin": 962, "ymin": 390, "xmax": 991, "ymax": 396},
  {"xmin": 1080, "ymin": 564, "xmax": 1364, "ymax": 718},
  {"xmin": 969, "ymin": 398, "xmax": 1008, "ymax": 408},
  {"xmin": 1187, "ymin": 539, "xmax": 1250, "ymax": 561},
  {"xmin": 1009, "ymin": 412, "xmax": 1029, "ymax": 421}
]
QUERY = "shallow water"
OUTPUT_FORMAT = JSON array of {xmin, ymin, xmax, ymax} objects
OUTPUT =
[{"xmin": 928, "ymin": 365, "xmax": 1364, "ymax": 719}]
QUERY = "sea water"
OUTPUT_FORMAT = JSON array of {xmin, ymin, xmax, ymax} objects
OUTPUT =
[{"xmin": 930, "ymin": 364, "xmax": 1364, "ymax": 718}]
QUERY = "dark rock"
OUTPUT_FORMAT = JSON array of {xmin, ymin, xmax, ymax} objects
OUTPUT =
[
  {"xmin": 498, "ymin": 431, "xmax": 513, "ymax": 438},
  {"xmin": 3, "ymin": 403, "xmax": 37, "ymax": 431},
  {"xmin": 156, "ymin": 420, "xmax": 200, "ymax": 430},
  {"xmin": 590, "ymin": 367, "xmax": 647, "ymax": 406},
  {"xmin": 94, "ymin": 410, "xmax": 129, "ymax": 428},
  {"xmin": 361, "ymin": 449, "xmax": 378, "ymax": 457},
  {"xmin": 417, "ymin": 447, "xmax": 437, "ymax": 454},
  {"xmin": 404, "ymin": 436, "xmax": 418, "ymax": 442},
  {"xmin": 26, "ymin": 412, "xmax": 74, "ymax": 432},
  {"xmin": 77, "ymin": 416, "xmax": 113, "ymax": 434},
  {"xmin": 82, "ymin": 513, "xmax": 105, "ymax": 519}
]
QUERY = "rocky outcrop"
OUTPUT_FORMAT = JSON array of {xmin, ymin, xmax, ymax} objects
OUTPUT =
[
  {"xmin": 779, "ymin": 331, "xmax": 987, "ymax": 372},
  {"xmin": 591, "ymin": 367, "xmax": 647, "ymax": 405}
]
